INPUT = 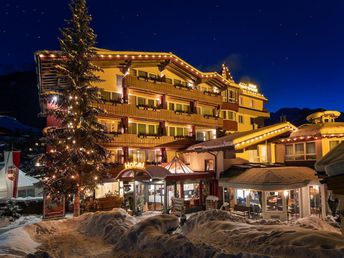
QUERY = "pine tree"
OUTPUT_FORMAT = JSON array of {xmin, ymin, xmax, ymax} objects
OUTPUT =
[{"xmin": 32, "ymin": 0, "xmax": 109, "ymax": 216}]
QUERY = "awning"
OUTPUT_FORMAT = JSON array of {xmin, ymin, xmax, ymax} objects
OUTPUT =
[
  {"xmin": 115, "ymin": 166, "xmax": 171, "ymax": 181},
  {"xmin": 316, "ymin": 142, "xmax": 344, "ymax": 177},
  {"xmin": 220, "ymin": 166, "xmax": 318, "ymax": 191},
  {"xmin": 185, "ymin": 122, "xmax": 296, "ymax": 152}
]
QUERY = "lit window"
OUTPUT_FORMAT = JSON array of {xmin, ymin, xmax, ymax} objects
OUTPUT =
[{"xmin": 238, "ymin": 115, "xmax": 244, "ymax": 124}]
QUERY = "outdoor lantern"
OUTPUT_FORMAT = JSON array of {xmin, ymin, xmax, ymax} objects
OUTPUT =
[{"xmin": 7, "ymin": 166, "xmax": 17, "ymax": 181}]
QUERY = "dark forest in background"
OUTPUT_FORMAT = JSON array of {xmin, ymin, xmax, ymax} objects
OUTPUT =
[{"xmin": 0, "ymin": 71, "xmax": 45, "ymax": 129}]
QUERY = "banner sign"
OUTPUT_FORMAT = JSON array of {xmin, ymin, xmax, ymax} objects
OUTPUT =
[
  {"xmin": 43, "ymin": 192, "xmax": 65, "ymax": 219},
  {"xmin": 4, "ymin": 151, "xmax": 20, "ymax": 198}
]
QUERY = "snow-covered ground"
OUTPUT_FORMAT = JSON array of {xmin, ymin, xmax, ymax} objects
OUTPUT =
[{"xmin": 0, "ymin": 209, "xmax": 343, "ymax": 257}]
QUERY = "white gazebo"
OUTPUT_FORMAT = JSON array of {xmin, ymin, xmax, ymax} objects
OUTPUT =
[{"xmin": 220, "ymin": 166, "xmax": 325, "ymax": 221}]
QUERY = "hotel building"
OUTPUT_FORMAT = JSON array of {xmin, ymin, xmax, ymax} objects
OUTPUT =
[
  {"xmin": 35, "ymin": 48, "xmax": 271, "ymax": 213},
  {"xmin": 35, "ymin": 48, "xmax": 269, "ymax": 167}
]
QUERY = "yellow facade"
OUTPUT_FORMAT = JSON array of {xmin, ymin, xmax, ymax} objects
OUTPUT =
[{"xmin": 36, "ymin": 49, "xmax": 271, "ymax": 165}]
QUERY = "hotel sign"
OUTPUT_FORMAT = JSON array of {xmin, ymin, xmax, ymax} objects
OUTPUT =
[
  {"xmin": 124, "ymin": 161, "xmax": 145, "ymax": 170},
  {"xmin": 239, "ymin": 82, "xmax": 258, "ymax": 93}
]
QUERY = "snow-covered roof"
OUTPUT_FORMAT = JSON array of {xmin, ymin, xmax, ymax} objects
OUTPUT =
[
  {"xmin": 221, "ymin": 166, "xmax": 318, "ymax": 191},
  {"xmin": 316, "ymin": 142, "xmax": 344, "ymax": 177},
  {"xmin": 186, "ymin": 122, "xmax": 296, "ymax": 152},
  {"xmin": 289, "ymin": 122, "xmax": 344, "ymax": 138}
]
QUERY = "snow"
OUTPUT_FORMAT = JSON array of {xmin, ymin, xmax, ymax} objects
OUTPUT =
[{"xmin": 0, "ymin": 209, "xmax": 343, "ymax": 257}]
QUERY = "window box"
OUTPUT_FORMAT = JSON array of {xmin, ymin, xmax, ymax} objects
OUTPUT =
[
  {"xmin": 136, "ymin": 104, "xmax": 162, "ymax": 111},
  {"xmin": 203, "ymin": 90, "xmax": 220, "ymax": 96},
  {"xmin": 203, "ymin": 114, "xmax": 219, "ymax": 119},
  {"xmin": 138, "ymin": 133, "xmax": 160, "ymax": 138},
  {"xmin": 175, "ymin": 110, "xmax": 191, "ymax": 115}
]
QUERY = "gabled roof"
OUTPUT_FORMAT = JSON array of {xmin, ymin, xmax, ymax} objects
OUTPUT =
[
  {"xmin": 186, "ymin": 122, "xmax": 296, "ymax": 152},
  {"xmin": 35, "ymin": 48, "xmax": 236, "ymax": 93}
]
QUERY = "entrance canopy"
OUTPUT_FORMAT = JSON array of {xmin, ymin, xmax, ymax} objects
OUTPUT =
[
  {"xmin": 164, "ymin": 156, "xmax": 194, "ymax": 174},
  {"xmin": 115, "ymin": 166, "xmax": 170, "ymax": 181},
  {"xmin": 221, "ymin": 166, "xmax": 318, "ymax": 191}
]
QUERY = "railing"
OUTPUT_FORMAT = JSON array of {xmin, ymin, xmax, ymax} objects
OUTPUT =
[
  {"xmin": 103, "ymin": 133, "xmax": 176, "ymax": 148},
  {"xmin": 223, "ymin": 120, "xmax": 238, "ymax": 131},
  {"xmin": 124, "ymin": 76, "xmax": 222, "ymax": 105},
  {"xmin": 97, "ymin": 102, "xmax": 223, "ymax": 127}
]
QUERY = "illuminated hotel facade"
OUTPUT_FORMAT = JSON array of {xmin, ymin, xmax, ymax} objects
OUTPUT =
[{"xmin": 35, "ymin": 48, "xmax": 270, "ymax": 167}]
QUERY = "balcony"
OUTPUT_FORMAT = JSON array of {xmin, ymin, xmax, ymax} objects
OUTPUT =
[
  {"xmin": 96, "ymin": 102, "xmax": 224, "ymax": 128},
  {"xmin": 221, "ymin": 102, "xmax": 239, "ymax": 112},
  {"xmin": 223, "ymin": 120, "xmax": 238, "ymax": 131},
  {"xmin": 124, "ymin": 76, "xmax": 222, "ymax": 105},
  {"xmin": 103, "ymin": 133, "xmax": 176, "ymax": 148}
]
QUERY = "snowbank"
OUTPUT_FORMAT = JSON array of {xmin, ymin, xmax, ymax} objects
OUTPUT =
[
  {"xmin": 1, "ymin": 209, "xmax": 343, "ymax": 258},
  {"xmin": 112, "ymin": 214, "xmax": 238, "ymax": 258},
  {"xmin": 183, "ymin": 210, "xmax": 344, "ymax": 258},
  {"xmin": 79, "ymin": 208, "xmax": 137, "ymax": 244},
  {"xmin": 293, "ymin": 216, "xmax": 340, "ymax": 233},
  {"xmin": 0, "ymin": 227, "xmax": 40, "ymax": 256}
]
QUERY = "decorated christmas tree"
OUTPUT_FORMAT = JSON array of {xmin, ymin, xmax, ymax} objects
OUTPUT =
[{"xmin": 31, "ymin": 0, "xmax": 109, "ymax": 216}]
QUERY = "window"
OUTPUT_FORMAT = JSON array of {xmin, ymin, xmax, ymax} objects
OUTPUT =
[
  {"xmin": 148, "ymin": 125, "xmax": 155, "ymax": 135},
  {"xmin": 238, "ymin": 115, "xmax": 244, "ymax": 124},
  {"xmin": 285, "ymin": 142, "xmax": 316, "ymax": 161},
  {"xmin": 266, "ymin": 191, "xmax": 283, "ymax": 211},
  {"xmin": 168, "ymin": 103, "xmax": 175, "ymax": 110},
  {"xmin": 165, "ymin": 77, "xmax": 172, "ymax": 84},
  {"xmin": 138, "ymin": 70, "xmax": 148, "ymax": 78},
  {"xmin": 169, "ymin": 126, "xmax": 189, "ymax": 137},
  {"xmin": 176, "ymin": 103, "xmax": 183, "ymax": 111},
  {"xmin": 250, "ymin": 117, "xmax": 255, "ymax": 125},
  {"xmin": 138, "ymin": 124, "xmax": 146, "ymax": 134},
  {"xmin": 146, "ymin": 149, "xmax": 162, "ymax": 164},
  {"xmin": 329, "ymin": 140, "xmax": 340, "ymax": 150},
  {"xmin": 205, "ymin": 159, "xmax": 214, "ymax": 171},
  {"xmin": 174, "ymin": 79, "xmax": 181, "ymax": 85},
  {"xmin": 99, "ymin": 119, "xmax": 119, "ymax": 133},
  {"xmin": 221, "ymin": 111, "xmax": 227, "ymax": 119},
  {"xmin": 249, "ymin": 99, "xmax": 254, "ymax": 108},
  {"xmin": 147, "ymin": 99, "xmax": 155, "ymax": 107},
  {"xmin": 137, "ymin": 97, "xmax": 145, "ymax": 106},
  {"xmin": 295, "ymin": 143, "xmax": 305, "ymax": 160},
  {"xmin": 129, "ymin": 149, "xmax": 145, "ymax": 163},
  {"xmin": 108, "ymin": 149, "xmax": 123, "ymax": 163},
  {"xmin": 221, "ymin": 91, "xmax": 227, "ymax": 102},
  {"xmin": 128, "ymin": 122, "xmax": 137, "ymax": 134},
  {"xmin": 202, "ymin": 108, "xmax": 213, "ymax": 116},
  {"xmin": 196, "ymin": 130, "xmax": 216, "ymax": 141},
  {"xmin": 285, "ymin": 144, "xmax": 293, "ymax": 160},
  {"xmin": 306, "ymin": 142, "xmax": 316, "ymax": 160},
  {"xmin": 221, "ymin": 110, "xmax": 236, "ymax": 121},
  {"xmin": 169, "ymin": 127, "xmax": 175, "ymax": 136},
  {"xmin": 228, "ymin": 90, "xmax": 236, "ymax": 103}
]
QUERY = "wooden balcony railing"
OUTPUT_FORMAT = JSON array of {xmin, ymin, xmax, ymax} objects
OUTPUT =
[
  {"xmin": 124, "ymin": 76, "xmax": 223, "ymax": 105},
  {"xmin": 97, "ymin": 102, "xmax": 224, "ymax": 128},
  {"xmin": 103, "ymin": 133, "xmax": 176, "ymax": 148},
  {"xmin": 223, "ymin": 120, "xmax": 238, "ymax": 131}
]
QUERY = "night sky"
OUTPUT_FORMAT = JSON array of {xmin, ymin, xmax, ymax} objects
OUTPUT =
[{"xmin": 1, "ymin": 0, "xmax": 344, "ymax": 112}]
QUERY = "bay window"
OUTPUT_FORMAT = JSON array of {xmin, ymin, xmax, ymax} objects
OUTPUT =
[{"xmin": 285, "ymin": 142, "xmax": 316, "ymax": 161}]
